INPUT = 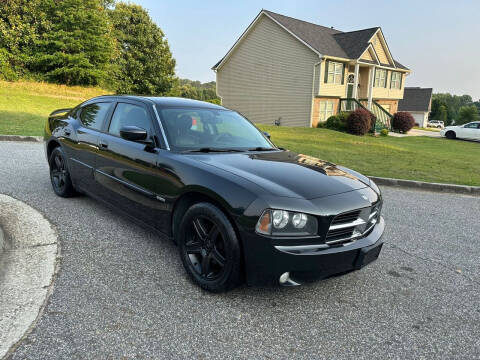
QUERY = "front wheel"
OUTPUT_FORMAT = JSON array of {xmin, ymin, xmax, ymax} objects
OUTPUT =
[
  {"xmin": 178, "ymin": 202, "xmax": 242, "ymax": 292},
  {"xmin": 49, "ymin": 147, "xmax": 76, "ymax": 197},
  {"xmin": 445, "ymin": 131, "xmax": 456, "ymax": 140}
]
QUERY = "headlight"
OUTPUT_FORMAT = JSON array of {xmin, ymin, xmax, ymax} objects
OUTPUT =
[{"xmin": 255, "ymin": 209, "xmax": 318, "ymax": 236}]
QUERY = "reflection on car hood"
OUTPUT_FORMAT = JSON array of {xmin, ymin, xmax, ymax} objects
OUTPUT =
[{"xmin": 192, "ymin": 150, "xmax": 371, "ymax": 199}]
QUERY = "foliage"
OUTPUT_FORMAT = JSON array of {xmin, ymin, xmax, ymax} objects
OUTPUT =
[
  {"xmin": 29, "ymin": 0, "xmax": 116, "ymax": 86},
  {"xmin": 456, "ymin": 105, "xmax": 479, "ymax": 125},
  {"xmin": 392, "ymin": 112, "xmax": 415, "ymax": 133},
  {"xmin": 430, "ymin": 93, "xmax": 473, "ymax": 126},
  {"xmin": 170, "ymin": 79, "xmax": 220, "ymax": 103},
  {"xmin": 380, "ymin": 128, "xmax": 389, "ymax": 136},
  {"xmin": 108, "ymin": 2, "xmax": 176, "ymax": 95},
  {"xmin": 346, "ymin": 109, "xmax": 372, "ymax": 135},
  {"xmin": 324, "ymin": 112, "xmax": 349, "ymax": 132},
  {"xmin": 257, "ymin": 124, "xmax": 480, "ymax": 186}
]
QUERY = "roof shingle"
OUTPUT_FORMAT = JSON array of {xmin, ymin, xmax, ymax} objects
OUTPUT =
[{"xmin": 398, "ymin": 87, "xmax": 433, "ymax": 112}]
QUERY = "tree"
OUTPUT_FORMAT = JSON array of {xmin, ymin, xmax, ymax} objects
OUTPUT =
[
  {"xmin": 30, "ymin": 0, "xmax": 115, "ymax": 86},
  {"xmin": 457, "ymin": 105, "xmax": 479, "ymax": 125},
  {"xmin": 437, "ymin": 105, "xmax": 448, "ymax": 122},
  {"xmin": 109, "ymin": 2, "xmax": 176, "ymax": 95}
]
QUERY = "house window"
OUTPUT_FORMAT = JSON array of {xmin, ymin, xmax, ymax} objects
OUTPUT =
[
  {"xmin": 374, "ymin": 69, "xmax": 387, "ymax": 87},
  {"xmin": 390, "ymin": 72, "xmax": 402, "ymax": 89},
  {"xmin": 327, "ymin": 61, "xmax": 343, "ymax": 84},
  {"xmin": 319, "ymin": 101, "xmax": 334, "ymax": 122}
]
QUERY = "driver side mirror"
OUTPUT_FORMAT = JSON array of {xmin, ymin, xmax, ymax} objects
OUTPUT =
[
  {"xmin": 120, "ymin": 126, "xmax": 148, "ymax": 142},
  {"xmin": 263, "ymin": 131, "xmax": 271, "ymax": 139}
]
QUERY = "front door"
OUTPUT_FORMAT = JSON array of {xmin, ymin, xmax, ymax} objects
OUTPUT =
[
  {"xmin": 346, "ymin": 74, "xmax": 355, "ymax": 110},
  {"xmin": 94, "ymin": 101, "xmax": 170, "ymax": 232}
]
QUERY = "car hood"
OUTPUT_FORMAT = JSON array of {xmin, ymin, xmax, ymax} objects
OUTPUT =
[{"xmin": 192, "ymin": 150, "xmax": 371, "ymax": 199}]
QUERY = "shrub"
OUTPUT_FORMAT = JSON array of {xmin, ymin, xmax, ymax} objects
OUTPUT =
[
  {"xmin": 392, "ymin": 112, "xmax": 415, "ymax": 133},
  {"xmin": 324, "ymin": 112, "xmax": 349, "ymax": 132},
  {"xmin": 316, "ymin": 121, "xmax": 325, "ymax": 128},
  {"xmin": 380, "ymin": 128, "xmax": 389, "ymax": 136},
  {"xmin": 346, "ymin": 109, "xmax": 372, "ymax": 135}
]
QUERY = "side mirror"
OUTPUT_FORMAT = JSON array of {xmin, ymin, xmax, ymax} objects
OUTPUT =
[
  {"xmin": 263, "ymin": 131, "xmax": 271, "ymax": 139},
  {"xmin": 120, "ymin": 126, "xmax": 148, "ymax": 142}
]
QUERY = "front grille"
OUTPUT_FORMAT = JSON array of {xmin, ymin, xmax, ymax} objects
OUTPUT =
[{"xmin": 326, "ymin": 204, "xmax": 381, "ymax": 245}]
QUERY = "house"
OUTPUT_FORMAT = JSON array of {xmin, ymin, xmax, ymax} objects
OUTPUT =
[
  {"xmin": 212, "ymin": 10, "xmax": 411, "ymax": 128},
  {"xmin": 398, "ymin": 87, "xmax": 433, "ymax": 128}
]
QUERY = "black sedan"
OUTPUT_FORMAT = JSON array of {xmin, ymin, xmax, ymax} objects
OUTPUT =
[{"xmin": 45, "ymin": 96, "xmax": 384, "ymax": 292}]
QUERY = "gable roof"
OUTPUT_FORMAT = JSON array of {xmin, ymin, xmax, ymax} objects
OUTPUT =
[
  {"xmin": 213, "ymin": 10, "xmax": 409, "ymax": 71},
  {"xmin": 398, "ymin": 87, "xmax": 433, "ymax": 112}
]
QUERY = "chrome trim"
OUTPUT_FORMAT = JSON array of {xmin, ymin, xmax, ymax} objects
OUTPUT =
[
  {"xmin": 369, "ymin": 210, "xmax": 378, "ymax": 219},
  {"xmin": 152, "ymin": 104, "xmax": 170, "ymax": 150},
  {"xmin": 328, "ymin": 218, "xmax": 365, "ymax": 231},
  {"xmin": 95, "ymin": 169, "xmax": 155, "ymax": 197},
  {"xmin": 70, "ymin": 157, "xmax": 93, "ymax": 169},
  {"xmin": 156, "ymin": 195, "xmax": 166, "ymax": 202},
  {"xmin": 275, "ymin": 244, "xmax": 329, "ymax": 252}
]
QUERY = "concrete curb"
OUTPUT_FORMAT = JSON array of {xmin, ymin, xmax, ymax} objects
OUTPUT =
[
  {"xmin": 0, "ymin": 195, "xmax": 58, "ymax": 358},
  {"xmin": 369, "ymin": 176, "xmax": 480, "ymax": 196},
  {"xmin": 0, "ymin": 135, "xmax": 43, "ymax": 142}
]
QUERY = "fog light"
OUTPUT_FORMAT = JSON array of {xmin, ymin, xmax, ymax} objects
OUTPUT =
[{"xmin": 279, "ymin": 272, "xmax": 290, "ymax": 284}]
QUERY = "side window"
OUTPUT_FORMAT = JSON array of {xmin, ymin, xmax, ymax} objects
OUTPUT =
[
  {"xmin": 108, "ymin": 103, "xmax": 152, "ymax": 137},
  {"xmin": 79, "ymin": 102, "xmax": 112, "ymax": 130}
]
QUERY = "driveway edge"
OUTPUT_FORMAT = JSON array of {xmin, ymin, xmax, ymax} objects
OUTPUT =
[
  {"xmin": 369, "ymin": 176, "xmax": 480, "ymax": 196},
  {"xmin": 0, "ymin": 135, "xmax": 43, "ymax": 142}
]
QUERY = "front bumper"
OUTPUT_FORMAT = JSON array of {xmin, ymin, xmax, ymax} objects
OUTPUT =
[{"xmin": 242, "ymin": 216, "xmax": 385, "ymax": 286}]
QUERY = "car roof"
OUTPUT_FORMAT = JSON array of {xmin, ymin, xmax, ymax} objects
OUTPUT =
[{"xmin": 87, "ymin": 95, "xmax": 226, "ymax": 110}]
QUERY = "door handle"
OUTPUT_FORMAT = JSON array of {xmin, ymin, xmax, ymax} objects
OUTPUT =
[{"xmin": 99, "ymin": 142, "xmax": 108, "ymax": 149}]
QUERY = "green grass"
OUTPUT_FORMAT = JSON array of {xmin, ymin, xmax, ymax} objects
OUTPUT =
[
  {"xmin": 258, "ymin": 125, "xmax": 480, "ymax": 186},
  {"xmin": 0, "ymin": 80, "xmax": 108, "ymax": 136}
]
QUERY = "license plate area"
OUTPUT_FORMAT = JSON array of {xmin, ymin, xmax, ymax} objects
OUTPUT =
[{"xmin": 354, "ymin": 242, "xmax": 383, "ymax": 269}]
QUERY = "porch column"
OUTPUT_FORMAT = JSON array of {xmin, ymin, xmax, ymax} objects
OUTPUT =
[
  {"xmin": 352, "ymin": 63, "xmax": 360, "ymax": 99},
  {"xmin": 367, "ymin": 66, "xmax": 374, "ymax": 110}
]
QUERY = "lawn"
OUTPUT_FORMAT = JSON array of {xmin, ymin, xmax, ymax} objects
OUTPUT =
[
  {"xmin": 0, "ymin": 80, "xmax": 478, "ymax": 186},
  {"xmin": 0, "ymin": 80, "xmax": 108, "ymax": 136},
  {"xmin": 258, "ymin": 125, "xmax": 480, "ymax": 186}
]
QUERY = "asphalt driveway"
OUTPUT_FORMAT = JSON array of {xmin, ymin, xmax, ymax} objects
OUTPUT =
[{"xmin": 1, "ymin": 141, "xmax": 479, "ymax": 359}]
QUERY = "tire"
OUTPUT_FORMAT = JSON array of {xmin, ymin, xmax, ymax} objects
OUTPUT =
[
  {"xmin": 178, "ymin": 202, "xmax": 242, "ymax": 292},
  {"xmin": 445, "ymin": 131, "xmax": 456, "ymax": 140},
  {"xmin": 49, "ymin": 147, "xmax": 76, "ymax": 197}
]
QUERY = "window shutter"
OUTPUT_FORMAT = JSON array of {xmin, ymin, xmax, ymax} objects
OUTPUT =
[
  {"xmin": 399, "ymin": 73, "xmax": 403, "ymax": 89},
  {"xmin": 324, "ymin": 60, "xmax": 329, "ymax": 83},
  {"xmin": 341, "ymin": 63, "xmax": 345, "ymax": 85},
  {"xmin": 390, "ymin": 71, "xmax": 393, "ymax": 88},
  {"xmin": 385, "ymin": 70, "xmax": 388, "ymax": 88}
]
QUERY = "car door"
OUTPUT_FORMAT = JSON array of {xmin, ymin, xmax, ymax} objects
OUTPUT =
[
  {"xmin": 461, "ymin": 123, "xmax": 478, "ymax": 139},
  {"xmin": 473, "ymin": 123, "xmax": 480, "ymax": 140},
  {"xmin": 67, "ymin": 101, "xmax": 114, "ymax": 192},
  {"xmin": 93, "ymin": 100, "xmax": 171, "ymax": 232}
]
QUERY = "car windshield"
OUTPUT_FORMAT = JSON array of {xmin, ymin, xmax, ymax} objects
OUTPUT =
[{"xmin": 157, "ymin": 107, "xmax": 276, "ymax": 152}]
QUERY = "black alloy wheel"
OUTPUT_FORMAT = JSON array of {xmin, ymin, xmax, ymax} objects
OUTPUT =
[
  {"xmin": 49, "ymin": 147, "xmax": 76, "ymax": 197},
  {"xmin": 446, "ymin": 131, "xmax": 456, "ymax": 140},
  {"xmin": 178, "ymin": 203, "xmax": 242, "ymax": 292}
]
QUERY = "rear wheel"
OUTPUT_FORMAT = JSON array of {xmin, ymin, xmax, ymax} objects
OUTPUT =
[
  {"xmin": 178, "ymin": 202, "xmax": 242, "ymax": 292},
  {"xmin": 49, "ymin": 147, "xmax": 76, "ymax": 197},
  {"xmin": 445, "ymin": 131, "xmax": 456, "ymax": 139}
]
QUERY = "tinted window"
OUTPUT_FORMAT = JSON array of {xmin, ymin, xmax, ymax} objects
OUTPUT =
[
  {"xmin": 159, "ymin": 107, "xmax": 274, "ymax": 151},
  {"xmin": 464, "ymin": 123, "xmax": 478, "ymax": 128},
  {"xmin": 109, "ymin": 103, "xmax": 152, "ymax": 137},
  {"xmin": 79, "ymin": 102, "xmax": 112, "ymax": 130}
]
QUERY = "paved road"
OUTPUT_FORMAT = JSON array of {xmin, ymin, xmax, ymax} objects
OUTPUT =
[{"xmin": 1, "ymin": 141, "xmax": 479, "ymax": 360}]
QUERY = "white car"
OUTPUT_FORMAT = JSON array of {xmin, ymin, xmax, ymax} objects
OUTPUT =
[
  {"xmin": 427, "ymin": 120, "xmax": 444, "ymax": 128},
  {"xmin": 440, "ymin": 122, "xmax": 480, "ymax": 140}
]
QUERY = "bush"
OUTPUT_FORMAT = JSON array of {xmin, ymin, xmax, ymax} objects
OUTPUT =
[
  {"xmin": 346, "ymin": 109, "xmax": 372, "ymax": 135},
  {"xmin": 380, "ymin": 128, "xmax": 389, "ymax": 136},
  {"xmin": 324, "ymin": 112, "xmax": 349, "ymax": 132},
  {"xmin": 392, "ymin": 112, "xmax": 415, "ymax": 133}
]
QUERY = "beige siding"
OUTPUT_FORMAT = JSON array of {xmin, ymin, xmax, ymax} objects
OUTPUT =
[
  {"xmin": 318, "ymin": 59, "xmax": 348, "ymax": 97},
  {"xmin": 372, "ymin": 71, "xmax": 405, "ymax": 99},
  {"xmin": 360, "ymin": 48, "xmax": 373, "ymax": 61},
  {"xmin": 216, "ymin": 15, "xmax": 319, "ymax": 127},
  {"xmin": 372, "ymin": 33, "xmax": 391, "ymax": 65}
]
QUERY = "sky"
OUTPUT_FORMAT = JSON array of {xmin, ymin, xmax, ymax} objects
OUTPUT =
[{"xmin": 134, "ymin": 0, "xmax": 480, "ymax": 99}]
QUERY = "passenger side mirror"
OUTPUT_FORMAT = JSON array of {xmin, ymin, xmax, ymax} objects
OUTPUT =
[
  {"xmin": 120, "ymin": 126, "xmax": 148, "ymax": 142},
  {"xmin": 263, "ymin": 131, "xmax": 271, "ymax": 139}
]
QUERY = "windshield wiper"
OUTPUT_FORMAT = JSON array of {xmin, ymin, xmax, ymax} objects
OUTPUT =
[
  {"xmin": 247, "ymin": 147, "xmax": 277, "ymax": 152},
  {"xmin": 183, "ymin": 147, "xmax": 244, "ymax": 153}
]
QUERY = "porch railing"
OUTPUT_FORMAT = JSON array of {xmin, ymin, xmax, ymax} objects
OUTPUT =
[{"xmin": 339, "ymin": 98, "xmax": 393, "ymax": 132}]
